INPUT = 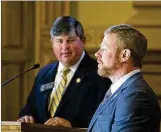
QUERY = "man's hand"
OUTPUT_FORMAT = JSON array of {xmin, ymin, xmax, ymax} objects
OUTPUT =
[
  {"xmin": 44, "ymin": 117, "xmax": 72, "ymax": 128},
  {"xmin": 17, "ymin": 115, "xmax": 35, "ymax": 123}
]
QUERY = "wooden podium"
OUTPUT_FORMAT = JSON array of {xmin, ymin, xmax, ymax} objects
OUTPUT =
[
  {"xmin": 2, "ymin": 121, "xmax": 21, "ymax": 132},
  {"xmin": 1, "ymin": 121, "xmax": 87, "ymax": 132}
]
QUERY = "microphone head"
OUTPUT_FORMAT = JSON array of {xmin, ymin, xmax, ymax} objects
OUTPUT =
[{"xmin": 32, "ymin": 63, "xmax": 40, "ymax": 69}]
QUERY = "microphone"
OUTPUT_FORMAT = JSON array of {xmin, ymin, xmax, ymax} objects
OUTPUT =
[{"xmin": 1, "ymin": 63, "xmax": 40, "ymax": 87}]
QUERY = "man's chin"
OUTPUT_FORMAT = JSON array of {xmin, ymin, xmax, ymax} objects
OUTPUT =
[
  {"xmin": 62, "ymin": 59, "xmax": 77, "ymax": 66},
  {"xmin": 98, "ymin": 69, "xmax": 106, "ymax": 77},
  {"xmin": 97, "ymin": 68, "xmax": 111, "ymax": 78}
]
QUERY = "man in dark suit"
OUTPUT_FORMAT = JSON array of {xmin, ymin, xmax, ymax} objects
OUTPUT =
[
  {"xmin": 17, "ymin": 16, "xmax": 111, "ymax": 128},
  {"xmin": 88, "ymin": 24, "xmax": 160, "ymax": 132}
]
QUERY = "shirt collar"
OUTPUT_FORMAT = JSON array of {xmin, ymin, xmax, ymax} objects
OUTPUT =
[
  {"xmin": 111, "ymin": 69, "xmax": 140, "ymax": 94},
  {"xmin": 58, "ymin": 51, "xmax": 85, "ymax": 74}
]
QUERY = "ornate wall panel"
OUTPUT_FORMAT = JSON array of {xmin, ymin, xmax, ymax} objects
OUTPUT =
[
  {"xmin": 1, "ymin": 1, "xmax": 35, "ymax": 120},
  {"xmin": 127, "ymin": 1, "xmax": 161, "ymax": 50},
  {"xmin": 84, "ymin": 27, "xmax": 107, "ymax": 50}
]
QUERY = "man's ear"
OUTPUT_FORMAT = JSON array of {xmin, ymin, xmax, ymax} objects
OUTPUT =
[
  {"xmin": 82, "ymin": 37, "xmax": 86, "ymax": 44},
  {"xmin": 120, "ymin": 49, "xmax": 131, "ymax": 62}
]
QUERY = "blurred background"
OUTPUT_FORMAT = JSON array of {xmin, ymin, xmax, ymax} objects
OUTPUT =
[{"xmin": 1, "ymin": 1, "xmax": 161, "ymax": 122}]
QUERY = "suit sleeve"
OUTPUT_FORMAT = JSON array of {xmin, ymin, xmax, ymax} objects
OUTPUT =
[{"xmin": 111, "ymin": 91, "xmax": 158, "ymax": 132}]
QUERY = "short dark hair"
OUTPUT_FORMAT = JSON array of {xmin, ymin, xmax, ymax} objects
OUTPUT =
[
  {"xmin": 105, "ymin": 24, "xmax": 147, "ymax": 68},
  {"xmin": 50, "ymin": 16, "xmax": 86, "ymax": 42}
]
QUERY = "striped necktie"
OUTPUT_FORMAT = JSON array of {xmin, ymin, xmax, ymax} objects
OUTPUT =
[
  {"xmin": 49, "ymin": 67, "xmax": 71, "ymax": 117},
  {"xmin": 102, "ymin": 88, "xmax": 112, "ymax": 104}
]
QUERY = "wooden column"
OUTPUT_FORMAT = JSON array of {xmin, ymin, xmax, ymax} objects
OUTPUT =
[{"xmin": 1, "ymin": 1, "xmax": 35, "ymax": 120}]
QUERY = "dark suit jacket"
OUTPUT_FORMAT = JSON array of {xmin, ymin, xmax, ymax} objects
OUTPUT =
[
  {"xmin": 88, "ymin": 72, "xmax": 160, "ymax": 132},
  {"xmin": 19, "ymin": 52, "xmax": 111, "ymax": 128}
]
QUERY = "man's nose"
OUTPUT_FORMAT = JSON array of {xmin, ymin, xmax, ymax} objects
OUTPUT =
[
  {"xmin": 62, "ymin": 41, "xmax": 70, "ymax": 48},
  {"xmin": 95, "ymin": 50, "xmax": 100, "ymax": 58}
]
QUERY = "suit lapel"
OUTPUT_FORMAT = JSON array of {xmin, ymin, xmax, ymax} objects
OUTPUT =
[
  {"xmin": 88, "ymin": 72, "xmax": 143, "ymax": 131},
  {"xmin": 68, "ymin": 51, "xmax": 95, "ymax": 91},
  {"xmin": 39, "ymin": 63, "xmax": 59, "ymax": 117}
]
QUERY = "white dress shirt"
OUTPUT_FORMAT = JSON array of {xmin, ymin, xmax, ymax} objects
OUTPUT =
[{"xmin": 110, "ymin": 69, "xmax": 141, "ymax": 95}]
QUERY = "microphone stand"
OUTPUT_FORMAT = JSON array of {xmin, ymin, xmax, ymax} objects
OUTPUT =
[{"xmin": 1, "ymin": 64, "xmax": 40, "ymax": 87}]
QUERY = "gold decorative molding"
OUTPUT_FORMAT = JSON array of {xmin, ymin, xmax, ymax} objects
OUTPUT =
[
  {"xmin": 143, "ymin": 50, "xmax": 161, "ymax": 64},
  {"xmin": 126, "ymin": 1, "xmax": 161, "ymax": 50},
  {"xmin": 127, "ymin": 1, "xmax": 161, "ymax": 26},
  {"xmin": 133, "ymin": 1, "xmax": 161, "ymax": 7},
  {"xmin": 84, "ymin": 26, "xmax": 111, "ymax": 50}
]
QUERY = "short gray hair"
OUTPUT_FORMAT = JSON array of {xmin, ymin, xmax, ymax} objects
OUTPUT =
[{"xmin": 50, "ymin": 16, "xmax": 86, "ymax": 42}]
